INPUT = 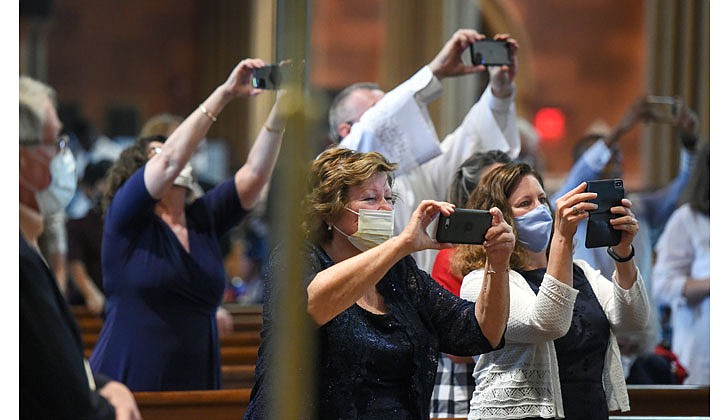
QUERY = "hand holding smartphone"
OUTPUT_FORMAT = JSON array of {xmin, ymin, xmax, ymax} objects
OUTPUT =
[
  {"xmin": 252, "ymin": 65, "xmax": 284, "ymax": 90},
  {"xmin": 645, "ymin": 95, "xmax": 683, "ymax": 124},
  {"xmin": 436, "ymin": 208, "xmax": 493, "ymax": 244},
  {"xmin": 252, "ymin": 62, "xmax": 301, "ymax": 90},
  {"xmin": 585, "ymin": 179, "xmax": 625, "ymax": 248},
  {"xmin": 469, "ymin": 39, "xmax": 511, "ymax": 66}
]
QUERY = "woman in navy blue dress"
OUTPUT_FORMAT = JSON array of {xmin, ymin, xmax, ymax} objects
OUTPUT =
[{"xmin": 90, "ymin": 57, "xmax": 290, "ymax": 391}]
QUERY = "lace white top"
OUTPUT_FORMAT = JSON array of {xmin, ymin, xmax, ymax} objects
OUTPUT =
[{"xmin": 460, "ymin": 259, "xmax": 651, "ymax": 419}]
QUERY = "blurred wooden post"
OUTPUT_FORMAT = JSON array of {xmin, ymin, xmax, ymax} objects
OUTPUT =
[
  {"xmin": 643, "ymin": 0, "xmax": 709, "ymax": 188},
  {"xmin": 268, "ymin": 1, "xmax": 318, "ymax": 419}
]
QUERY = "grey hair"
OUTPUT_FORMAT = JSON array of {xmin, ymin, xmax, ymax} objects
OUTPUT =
[
  {"xmin": 328, "ymin": 82, "xmax": 380, "ymax": 142},
  {"xmin": 20, "ymin": 102, "xmax": 43, "ymax": 145},
  {"xmin": 448, "ymin": 150, "xmax": 512, "ymax": 207},
  {"xmin": 19, "ymin": 76, "xmax": 57, "ymax": 125}
]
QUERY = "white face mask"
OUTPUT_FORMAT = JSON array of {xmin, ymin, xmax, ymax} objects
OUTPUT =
[
  {"xmin": 35, "ymin": 146, "xmax": 77, "ymax": 216},
  {"xmin": 333, "ymin": 207, "xmax": 394, "ymax": 251}
]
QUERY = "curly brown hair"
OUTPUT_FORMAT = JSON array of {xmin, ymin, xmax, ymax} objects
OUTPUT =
[
  {"xmin": 303, "ymin": 147, "xmax": 397, "ymax": 245},
  {"xmin": 102, "ymin": 135, "xmax": 166, "ymax": 214},
  {"xmin": 451, "ymin": 162, "xmax": 546, "ymax": 277}
]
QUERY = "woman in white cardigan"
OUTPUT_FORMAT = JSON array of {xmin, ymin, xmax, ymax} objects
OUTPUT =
[{"xmin": 456, "ymin": 162, "xmax": 650, "ymax": 419}]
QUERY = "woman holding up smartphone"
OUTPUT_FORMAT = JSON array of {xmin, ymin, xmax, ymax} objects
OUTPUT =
[
  {"xmin": 246, "ymin": 147, "xmax": 515, "ymax": 419},
  {"xmin": 457, "ymin": 162, "xmax": 651, "ymax": 419}
]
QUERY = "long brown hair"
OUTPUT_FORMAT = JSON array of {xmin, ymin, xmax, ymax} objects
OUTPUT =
[
  {"xmin": 451, "ymin": 162, "xmax": 545, "ymax": 277},
  {"xmin": 303, "ymin": 147, "xmax": 397, "ymax": 245}
]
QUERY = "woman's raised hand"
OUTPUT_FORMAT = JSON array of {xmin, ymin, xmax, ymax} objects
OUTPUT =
[
  {"xmin": 482, "ymin": 207, "xmax": 515, "ymax": 271},
  {"xmin": 609, "ymin": 197, "xmax": 639, "ymax": 256},
  {"xmin": 402, "ymin": 200, "xmax": 456, "ymax": 253},
  {"xmin": 221, "ymin": 58, "xmax": 267, "ymax": 98}
]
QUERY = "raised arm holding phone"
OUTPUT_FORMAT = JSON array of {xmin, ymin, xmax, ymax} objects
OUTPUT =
[{"xmin": 331, "ymin": 29, "xmax": 521, "ymax": 273}]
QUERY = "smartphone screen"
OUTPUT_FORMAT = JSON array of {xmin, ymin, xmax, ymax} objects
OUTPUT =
[
  {"xmin": 646, "ymin": 95, "xmax": 682, "ymax": 124},
  {"xmin": 469, "ymin": 39, "xmax": 511, "ymax": 66},
  {"xmin": 585, "ymin": 179, "xmax": 624, "ymax": 248},
  {"xmin": 252, "ymin": 65, "xmax": 282, "ymax": 90},
  {"xmin": 436, "ymin": 208, "xmax": 493, "ymax": 244}
]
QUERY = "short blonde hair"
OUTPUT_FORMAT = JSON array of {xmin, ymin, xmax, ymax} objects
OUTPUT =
[
  {"xmin": 19, "ymin": 75, "xmax": 56, "ymax": 126},
  {"xmin": 139, "ymin": 113, "xmax": 183, "ymax": 138},
  {"xmin": 303, "ymin": 147, "xmax": 397, "ymax": 245}
]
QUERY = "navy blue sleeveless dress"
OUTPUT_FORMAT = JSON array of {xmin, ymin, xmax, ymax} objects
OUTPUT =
[
  {"xmin": 519, "ymin": 265, "xmax": 611, "ymax": 420},
  {"xmin": 90, "ymin": 167, "xmax": 247, "ymax": 391}
]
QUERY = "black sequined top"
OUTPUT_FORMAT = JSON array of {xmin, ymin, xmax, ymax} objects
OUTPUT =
[{"xmin": 245, "ymin": 243, "xmax": 503, "ymax": 420}]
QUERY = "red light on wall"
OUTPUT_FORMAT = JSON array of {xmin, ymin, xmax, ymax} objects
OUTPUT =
[{"xmin": 533, "ymin": 107, "xmax": 565, "ymax": 142}]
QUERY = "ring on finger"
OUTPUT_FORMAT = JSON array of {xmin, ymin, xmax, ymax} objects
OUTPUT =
[{"xmin": 571, "ymin": 205, "xmax": 584, "ymax": 215}]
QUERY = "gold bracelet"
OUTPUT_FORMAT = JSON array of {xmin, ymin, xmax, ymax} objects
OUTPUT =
[
  {"xmin": 199, "ymin": 104, "xmax": 217, "ymax": 122},
  {"xmin": 264, "ymin": 123, "xmax": 285, "ymax": 135},
  {"xmin": 487, "ymin": 266, "xmax": 509, "ymax": 275}
]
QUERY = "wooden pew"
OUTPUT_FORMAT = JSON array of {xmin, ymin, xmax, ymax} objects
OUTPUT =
[
  {"xmin": 135, "ymin": 389, "xmax": 249, "ymax": 420},
  {"xmin": 220, "ymin": 346, "xmax": 258, "ymax": 365},
  {"xmin": 84, "ymin": 345, "xmax": 258, "ymax": 365},
  {"xmin": 612, "ymin": 385, "xmax": 709, "ymax": 417},
  {"xmin": 221, "ymin": 365, "xmax": 256, "ymax": 389},
  {"xmin": 72, "ymin": 305, "xmax": 263, "ymax": 335},
  {"xmin": 79, "ymin": 352, "xmax": 257, "ymax": 389},
  {"xmin": 82, "ymin": 330, "xmax": 261, "ymax": 353},
  {"xmin": 133, "ymin": 386, "xmax": 708, "ymax": 420}
]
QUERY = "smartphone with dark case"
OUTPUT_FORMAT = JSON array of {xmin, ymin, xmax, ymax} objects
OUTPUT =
[
  {"xmin": 436, "ymin": 208, "xmax": 493, "ymax": 245},
  {"xmin": 585, "ymin": 179, "xmax": 625, "ymax": 248},
  {"xmin": 469, "ymin": 39, "xmax": 511, "ymax": 66},
  {"xmin": 252, "ymin": 65, "xmax": 283, "ymax": 90}
]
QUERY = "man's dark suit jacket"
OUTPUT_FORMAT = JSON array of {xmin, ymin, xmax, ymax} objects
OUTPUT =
[{"xmin": 20, "ymin": 233, "xmax": 115, "ymax": 419}]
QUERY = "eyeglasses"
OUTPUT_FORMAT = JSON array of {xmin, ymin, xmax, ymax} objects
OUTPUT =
[
  {"xmin": 22, "ymin": 134, "xmax": 70, "ymax": 154},
  {"xmin": 56, "ymin": 134, "xmax": 69, "ymax": 153}
]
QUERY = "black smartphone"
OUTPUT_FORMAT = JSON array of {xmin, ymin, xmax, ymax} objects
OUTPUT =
[
  {"xmin": 436, "ymin": 208, "xmax": 493, "ymax": 245},
  {"xmin": 585, "ymin": 179, "xmax": 625, "ymax": 248},
  {"xmin": 469, "ymin": 39, "xmax": 511, "ymax": 66},
  {"xmin": 252, "ymin": 64, "xmax": 285, "ymax": 90}
]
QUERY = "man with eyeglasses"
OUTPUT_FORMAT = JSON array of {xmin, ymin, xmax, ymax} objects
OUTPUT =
[
  {"xmin": 19, "ymin": 75, "xmax": 75, "ymax": 296},
  {"xmin": 20, "ymin": 77, "xmax": 141, "ymax": 419}
]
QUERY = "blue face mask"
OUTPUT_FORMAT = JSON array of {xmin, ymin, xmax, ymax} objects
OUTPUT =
[{"xmin": 513, "ymin": 204, "xmax": 553, "ymax": 253}]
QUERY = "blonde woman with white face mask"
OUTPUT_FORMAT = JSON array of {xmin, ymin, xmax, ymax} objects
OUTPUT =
[
  {"xmin": 457, "ymin": 162, "xmax": 651, "ymax": 420},
  {"xmin": 246, "ymin": 147, "xmax": 515, "ymax": 420}
]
